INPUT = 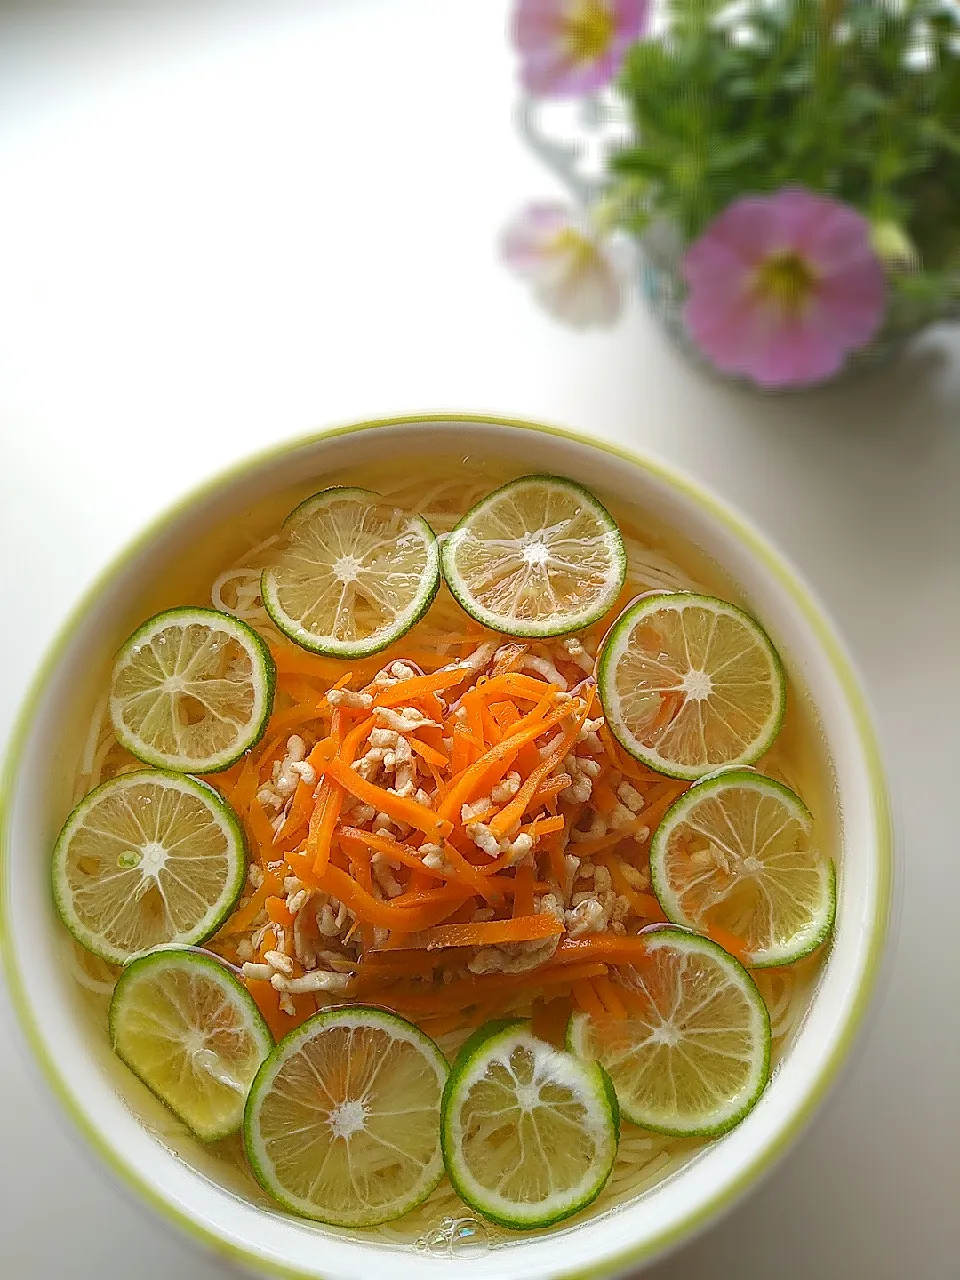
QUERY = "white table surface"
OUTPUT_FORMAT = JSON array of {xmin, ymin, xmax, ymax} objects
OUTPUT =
[{"xmin": 1, "ymin": 3, "xmax": 957, "ymax": 1277}]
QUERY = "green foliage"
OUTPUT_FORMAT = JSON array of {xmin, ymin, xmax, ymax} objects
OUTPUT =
[{"xmin": 610, "ymin": 0, "xmax": 960, "ymax": 300}]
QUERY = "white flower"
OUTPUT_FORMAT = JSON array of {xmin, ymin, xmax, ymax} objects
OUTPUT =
[{"xmin": 500, "ymin": 201, "xmax": 631, "ymax": 328}]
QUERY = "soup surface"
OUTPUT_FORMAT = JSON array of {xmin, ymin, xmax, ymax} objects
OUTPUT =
[{"xmin": 58, "ymin": 455, "xmax": 837, "ymax": 1249}]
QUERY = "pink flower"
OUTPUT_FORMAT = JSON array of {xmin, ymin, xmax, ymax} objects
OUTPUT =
[
  {"xmin": 682, "ymin": 188, "xmax": 887, "ymax": 388},
  {"xmin": 513, "ymin": 0, "xmax": 649, "ymax": 97},
  {"xmin": 501, "ymin": 202, "xmax": 631, "ymax": 327}
]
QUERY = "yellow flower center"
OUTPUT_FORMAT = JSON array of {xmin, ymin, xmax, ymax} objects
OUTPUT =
[
  {"xmin": 547, "ymin": 225, "xmax": 596, "ymax": 266},
  {"xmin": 563, "ymin": 0, "xmax": 616, "ymax": 63},
  {"xmin": 753, "ymin": 251, "xmax": 818, "ymax": 314}
]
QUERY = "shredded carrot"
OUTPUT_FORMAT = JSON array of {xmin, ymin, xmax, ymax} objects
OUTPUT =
[
  {"xmin": 525, "ymin": 814, "xmax": 565, "ymax": 842},
  {"xmin": 567, "ymin": 815, "xmax": 649, "ymax": 858},
  {"xmin": 489, "ymin": 700, "xmax": 521, "ymax": 732},
  {"xmin": 488, "ymin": 689, "xmax": 594, "ymax": 838},
  {"xmin": 552, "ymin": 934, "xmax": 653, "ymax": 968},
  {"xmin": 244, "ymin": 979, "xmax": 292, "ymax": 1039},
  {"xmin": 592, "ymin": 777, "xmax": 618, "ymax": 815},
  {"xmin": 572, "ymin": 979, "xmax": 607, "ymax": 1019},
  {"xmin": 705, "ymin": 923, "xmax": 752, "ymax": 965},
  {"xmin": 593, "ymin": 974, "xmax": 628, "ymax": 1020},
  {"xmin": 369, "ymin": 960, "xmax": 610, "ymax": 1014},
  {"xmin": 373, "ymin": 665, "xmax": 475, "ymax": 708},
  {"xmin": 408, "ymin": 737, "xmax": 449, "ymax": 768},
  {"xmin": 595, "ymin": 855, "xmax": 667, "ymax": 921},
  {"xmin": 380, "ymin": 913, "xmax": 562, "ymax": 952},
  {"xmin": 543, "ymin": 829, "xmax": 568, "ymax": 887},
  {"xmin": 531, "ymin": 995, "xmax": 572, "ymax": 1047},
  {"xmin": 513, "ymin": 862, "xmax": 536, "ymax": 918},
  {"xmin": 318, "ymin": 756, "xmax": 453, "ymax": 843},
  {"xmin": 226, "ymin": 871, "xmax": 283, "ymax": 932},
  {"xmin": 265, "ymin": 896, "xmax": 294, "ymax": 929},
  {"xmin": 316, "ymin": 863, "xmax": 470, "ymax": 933}
]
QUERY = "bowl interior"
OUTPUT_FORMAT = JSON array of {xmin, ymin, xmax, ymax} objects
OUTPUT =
[{"xmin": 0, "ymin": 418, "xmax": 891, "ymax": 1280}]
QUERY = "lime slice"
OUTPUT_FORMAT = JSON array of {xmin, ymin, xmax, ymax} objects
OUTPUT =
[
  {"xmin": 53, "ymin": 770, "xmax": 247, "ymax": 964},
  {"xmin": 110, "ymin": 607, "xmax": 275, "ymax": 773},
  {"xmin": 110, "ymin": 947, "xmax": 272, "ymax": 1142},
  {"xmin": 244, "ymin": 1006, "xmax": 448, "ymax": 1226},
  {"xmin": 598, "ymin": 592, "xmax": 786, "ymax": 779},
  {"xmin": 651, "ymin": 769, "xmax": 835, "ymax": 967},
  {"xmin": 261, "ymin": 487, "xmax": 441, "ymax": 659},
  {"xmin": 440, "ymin": 1019, "xmax": 619, "ymax": 1229},
  {"xmin": 568, "ymin": 929, "xmax": 770, "ymax": 1137},
  {"xmin": 440, "ymin": 475, "xmax": 626, "ymax": 637}
]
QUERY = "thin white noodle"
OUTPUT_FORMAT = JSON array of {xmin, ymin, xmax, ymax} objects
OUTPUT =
[
  {"xmin": 80, "ymin": 694, "xmax": 109, "ymax": 777},
  {"xmin": 62, "ymin": 936, "xmax": 119, "ymax": 997}
]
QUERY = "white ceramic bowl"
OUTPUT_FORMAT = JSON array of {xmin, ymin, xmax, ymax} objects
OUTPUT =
[{"xmin": 0, "ymin": 416, "xmax": 893, "ymax": 1280}]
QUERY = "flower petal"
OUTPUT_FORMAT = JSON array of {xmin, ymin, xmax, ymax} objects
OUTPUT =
[{"xmin": 681, "ymin": 186, "xmax": 887, "ymax": 387}]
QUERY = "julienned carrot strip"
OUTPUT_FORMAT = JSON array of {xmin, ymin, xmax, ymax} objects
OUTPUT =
[
  {"xmin": 308, "ymin": 714, "xmax": 373, "ymax": 876},
  {"xmin": 372, "ymin": 665, "xmax": 475, "ymax": 708},
  {"xmin": 489, "ymin": 700, "xmax": 521, "ymax": 732},
  {"xmin": 531, "ymin": 995, "xmax": 573, "ymax": 1048},
  {"xmin": 316, "ymin": 863, "xmax": 471, "ymax": 933},
  {"xmin": 552, "ymin": 935, "xmax": 652, "ymax": 967},
  {"xmin": 479, "ymin": 701, "xmax": 500, "ymax": 746},
  {"xmin": 532, "ymin": 773, "xmax": 572, "ymax": 804},
  {"xmin": 244, "ymin": 979, "xmax": 291, "ymax": 1039},
  {"xmin": 247, "ymin": 798, "xmax": 277, "ymax": 859},
  {"xmin": 489, "ymin": 690, "xmax": 594, "ymax": 838},
  {"xmin": 450, "ymin": 725, "xmax": 481, "ymax": 775},
  {"xmin": 319, "ymin": 757, "xmax": 453, "ymax": 843},
  {"xmin": 477, "ymin": 672, "xmax": 560, "ymax": 704},
  {"xmin": 270, "ymin": 645, "xmax": 355, "ymax": 681},
  {"xmin": 465, "ymin": 699, "xmax": 486, "ymax": 747},
  {"xmin": 636, "ymin": 785, "xmax": 688, "ymax": 834},
  {"xmin": 225, "ymin": 872, "xmax": 283, "ymax": 932},
  {"xmin": 572, "ymin": 979, "xmax": 607, "ymax": 1019},
  {"xmin": 525, "ymin": 814, "xmax": 565, "ymax": 841},
  {"xmin": 705, "ymin": 924, "xmax": 752, "ymax": 965},
  {"xmin": 440, "ymin": 698, "xmax": 573, "ymax": 821},
  {"xmin": 441, "ymin": 841, "xmax": 504, "ymax": 902},
  {"xmin": 378, "ymin": 913, "xmax": 561, "ymax": 952},
  {"xmin": 543, "ymin": 830, "xmax": 567, "ymax": 887},
  {"xmin": 592, "ymin": 777, "xmax": 618, "ymax": 815},
  {"xmin": 513, "ymin": 862, "xmax": 535, "ymax": 918},
  {"xmin": 593, "ymin": 974, "xmax": 628, "ymax": 1020},
  {"xmin": 389, "ymin": 883, "xmax": 476, "ymax": 910},
  {"xmin": 371, "ymin": 961, "xmax": 610, "ymax": 1014},
  {"xmin": 265, "ymin": 896, "xmax": 294, "ymax": 928},
  {"xmin": 341, "ymin": 827, "xmax": 446, "ymax": 881},
  {"xmin": 594, "ymin": 854, "xmax": 666, "ymax": 922},
  {"xmin": 408, "ymin": 737, "xmax": 449, "ymax": 768},
  {"xmin": 567, "ymin": 816, "xmax": 649, "ymax": 858}
]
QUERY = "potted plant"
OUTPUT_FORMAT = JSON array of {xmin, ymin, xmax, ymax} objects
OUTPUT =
[{"xmin": 503, "ymin": 0, "xmax": 960, "ymax": 389}]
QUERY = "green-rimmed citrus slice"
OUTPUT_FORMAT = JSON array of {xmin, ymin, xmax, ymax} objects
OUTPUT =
[
  {"xmin": 110, "ymin": 606, "xmax": 275, "ymax": 773},
  {"xmin": 110, "ymin": 947, "xmax": 272, "ymax": 1142},
  {"xmin": 244, "ymin": 1006, "xmax": 448, "ymax": 1226},
  {"xmin": 440, "ymin": 1019, "xmax": 619, "ymax": 1229},
  {"xmin": 651, "ymin": 769, "xmax": 835, "ymax": 967},
  {"xmin": 53, "ymin": 770, "xmax": 247, "ymax": 964},
  {"xmin": 568, "ymin": 929, "xmax": 770, "ymax": 1137},
  {"xmin": 261, "ymin": 487, "xmax": 441, "ymax": 658},
  {"xmin": 598, "ymin": 592, "xmax": 786, "ymax": 779},
  {"xmin": 440, "ymin": 475, "xmax": 626, "ymax": 637}
]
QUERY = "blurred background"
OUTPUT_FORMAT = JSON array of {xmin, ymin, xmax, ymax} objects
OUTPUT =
[{"xmin": 0, "ymin": 2, "xmax": 957, "ymax": 1277}]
